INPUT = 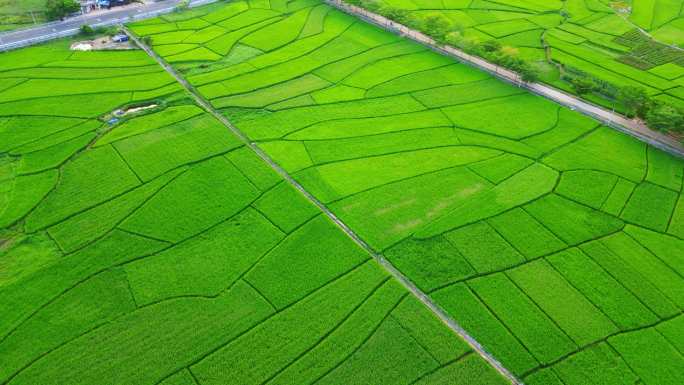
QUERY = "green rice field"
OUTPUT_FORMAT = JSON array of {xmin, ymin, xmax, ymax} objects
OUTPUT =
[
  {"xmin": 0, "ymin": 25, "xmax": 508, "ymax": 385},
  {"xmin": 1, "ymin": 0, "xmax": 683, "ymax": 384},
  {"xmin": 127, "ymin": 1, "xmax": 684, "ymax": 384},
  {"xmin": 357, "ymin": 0, "xmax": 684, "ymax": 110}
]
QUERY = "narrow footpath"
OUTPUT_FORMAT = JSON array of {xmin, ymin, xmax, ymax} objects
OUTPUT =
[
  {"xmin": 124, "ymin": 26, "xmax": 524, "ymax": 385},
  {"xmin": 324, "ymin": 0, "xmax": 684, "ymax": 158}
]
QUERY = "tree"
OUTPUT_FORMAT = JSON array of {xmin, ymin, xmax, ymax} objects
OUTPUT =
[
  {"xmin": 46, "ymin": 0, "xmax": 80, "ymax": 21},
  {"xmin": 422, "ymin": 15, "xmax": 452, "ymax": 43},
  {"xmin": 481, "ymin": 39, "xmax": 502, "ymax": 53},
  {"xmin": 569, "ymin": 76, "xmax": 597, "ymax": 95},
  {"xmin": 380, "ymin": 7, "xmax": 409, "ymax": 25},
  {"xmin": 517, "ymin": 62, "xmax": 539, "ymax": 83},
  {"xmin": 618, "ymin": 86, "xmax": 650, "ymax": 118},
  {"xmin": 79, "ymin": 24, "xmax": 95, "ymax": 36},
  {"xmin": 645, "ymin": 103, "xmax": 684, "ymax": 133}
]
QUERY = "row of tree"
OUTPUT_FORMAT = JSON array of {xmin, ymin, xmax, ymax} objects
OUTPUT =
[
  {"xmin": 46, "ymin": 0, "xmax": 80, "ymax": 21},
  {"xmin": 345, "ymin": 0, "xmax": 684, "ymax": 135},
  {"xmin": 346, "ymin": 0, "xmax": 541, "ymax": 81},
  {"xmin": 564, "ymin": 70, "xmax": 683, "ymax": 133}
]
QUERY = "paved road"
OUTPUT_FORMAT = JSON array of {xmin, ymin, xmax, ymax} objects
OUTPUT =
[
  {"xmin": 326, "ymin": 0, "xmax": 684, "ymax": 158},
  {"xmin": 0, "ymin": 0, "xmax": 217, "ymax": 52}
]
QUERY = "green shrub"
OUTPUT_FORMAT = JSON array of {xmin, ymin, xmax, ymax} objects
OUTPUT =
[
  {"xmin": 79, "ymin": 24, "xmax": 95, "ymax": 36},
  {"xmin": 646, "ymin": 102, "xmax": 684, "ymax": 132},
  {"xmin": 46, "ymin": 0, "xmax": 80, "ymax": 21},
  {"xmin": 618, "ymin": 85, "xmax": 650, "ymax": 118},
  {"xmin": 421, "ymin": 14, "xmax": 452, "ymax": 43},
  {"xmin": 567, "ymin": 74, "xmax": 598, "ymax": 95}
]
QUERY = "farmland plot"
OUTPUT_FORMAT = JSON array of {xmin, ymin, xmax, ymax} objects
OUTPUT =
[
  {"xmin": 344, "ymin": 0, "xmax": 684, "ymax": 110},
  {"xmin": 0, "ymin": 36, "xmax": 509, "ymax": 384},
  {"xmin": 130, "ymin": 1, "xmax": 684, "ymax": 384}
]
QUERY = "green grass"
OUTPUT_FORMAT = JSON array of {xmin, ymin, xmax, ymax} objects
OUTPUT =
[
  {"xmin": 555, "ymin": 170, "xmax": 618, "ymax": 209},
  {"xmin": 507, "ymin": 259, "xmax": 618, "ymax": 346},
  {"xmin": 433, "ymin": 283, "xmax": 540, "ymax": 375},
  {"xmin": 581, "ymin": 239, "xmax": 680, "ymax": 319},
  {"xmin": 417, "ymin": 163, "xmax": 559, "ymax": 238},
  {"xmin": 620, "ymin": 182, "xmax": 679, "ymax": 231},
  {"xmin": 25, "ymin": 145, "xmax": 141, "ymax": 232},
  {"xmin": 601, "ymin": 178, "xmax": 637, "ymax": 216},
  {"xmin": 97, "ymin": 105, "xmax": 204, "ymax": 145},
  {"xmin": 624, "ymin": 225, "xmax": 684, "ymax": 275},
  {"xmin": 469, "ymin": 273, "xmax": 577, "ymax": 364},
  {"xmin": 442, "ymin": 94, "xmax": 559, "ymax": 139},
  {"xmin": 601, "ymin": 232, "xmax": 684, "ymax": 308},
  {"xmin": 330, "ymin": 166, "xmax": 490, "ymax": 250},
  {"xmin": 0, "ymin": 0, "xmax": 45, "ymax": 31},
  {"xmin": 524, "ymin": 194, "xmax": 624, "ymax": 245},
  {"xmin": 543, "ymin": 127, "xmax": 647, "ymax": 183},
  {"xmin": 487, "ymin": 208, "xmax": 567, "ymax": 259},
  {"xmin": 551, "ymin": 343, "xmax": 639, "ymax": 385},
  {"xmin": 112, "ymin": 114, "xmax": 241, "ymax": 181},
  {"xmin": 125, "ymin": 208, "xmax": 284, "ymax": 305},
  {"xmin": 47, "ymin": 169, "xmax": 184, "ymax": 253},
  {"xmin": 548, "ymin": 247, "xmax": 659, "ymax": 330},
  {"xmin": 119, "ymin": 156, "xmax": 260, "ymax": 242},
  {"xmin": 253, "ymin": 181, "xmax": 319, "ymax": 232},
  {"xmin": 608, "ymin": 327, "xmax": 684, "ymax": 385},
  {"xmin": 16, "ymin": 132, "xmax": 96, "ymax": 175},
  {"xmin": 0, "ymin": 170, "xmax": 58, "ymax": 228},
  {"xmin": 444, "ymin": 221, "xmax": 525, "ymax": 273},
  {"xmin": 294, "ymin": 146, "xmax": 499, "ymax": 201}
]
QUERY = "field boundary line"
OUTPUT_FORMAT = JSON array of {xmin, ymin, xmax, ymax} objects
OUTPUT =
[
  {"xmin": 323, "ymin": 0, "xmax": 684, "ymax": 159},
  {"xmin": 125, "ymin": 26, "xmax": 523, "ymax": 385}
]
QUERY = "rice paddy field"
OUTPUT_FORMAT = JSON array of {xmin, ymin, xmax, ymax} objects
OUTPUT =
[
  {"xmin": 126, "ymin": 1, "xmax": 684, "ymax": 384},
  {"xmin": 358, "ymin": 0, "xmax": 684, "ymax": 109},
  {"xmin": 0, "ymin": 25, "xmax": 510, "ymax": 385},
  {"xmin": 1, "ymin": 0, "xmax": 683, "ymax": 384}
]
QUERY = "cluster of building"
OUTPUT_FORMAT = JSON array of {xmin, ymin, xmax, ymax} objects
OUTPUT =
[{"xmin": 79, "ymin": 0, "xmax": 132, "ymax": 13}]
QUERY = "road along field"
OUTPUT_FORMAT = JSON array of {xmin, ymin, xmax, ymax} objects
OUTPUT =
[
  {"xmin": 0, "ymin": 39, "xmax": 511, "ymax": 384},
  {"xmin": 346, "ymin": 0, "xmax": 684, "ymax": 112},
  {"xmin": 128, "ymin": 1, "xmax": 684, "ymax": 384}
]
